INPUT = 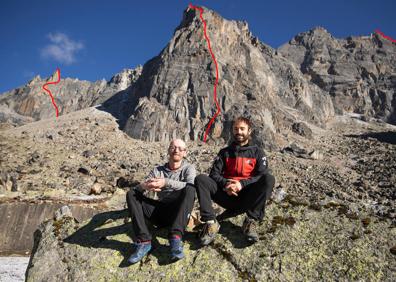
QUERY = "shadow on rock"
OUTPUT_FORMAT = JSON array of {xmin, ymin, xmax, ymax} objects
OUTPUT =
[
  {"xmin": 183, "ymin": 231, "xmax": 202, "ymax": 252},
  {"xmin": 63, "ymin": 209, "xmax": 134, "ymax": 267},
  {"xmin": 95, "ymin": 89, "xmax": 131, "ymax": 130},
  {"xmin": 345, "ymin": 131, "xmax": 396, "ymax": 145},
  {"xmin": 26, "ymin": 228, "xmax": 43, "ymax": 278},
  {"xmin": 218, "ymin": 220, "xmax": 254, "ymax": 249},
  {"xmin": 63, "ymin": 209, "xmax": 201, "ymax": 267},
  {"xmin": 95, "ymin": 56, "xmax": 160, "ymax": 131}
]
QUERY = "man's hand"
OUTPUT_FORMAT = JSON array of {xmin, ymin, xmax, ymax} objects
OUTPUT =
[
  {"xmin": 225, "ymin": 179, "xmax": 242, "ymax": 196},
  {"xmin": 143, "ymin": 178, "xmax": 166, "ymax": 192}
]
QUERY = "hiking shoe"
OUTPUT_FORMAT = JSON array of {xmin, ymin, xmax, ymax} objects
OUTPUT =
[
  {"xmin": 199, "ymin": 220, "xmax": 220, "ymax": 246},
  {"xmin": 169, "ymin": 237, "xmax": 184, "ymax": 261},
  {"xmin": 242, "ymin": 216, "xmax": 259, "ymax": 242},
  {"xmin": 127, "ymin": 241, "xmax": 152, "ymax": 264}
]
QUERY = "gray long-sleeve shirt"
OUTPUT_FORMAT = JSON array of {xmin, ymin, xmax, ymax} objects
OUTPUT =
[{"xmin": 135, "ymin": 160, "xmax": 196, "ymax": 201}]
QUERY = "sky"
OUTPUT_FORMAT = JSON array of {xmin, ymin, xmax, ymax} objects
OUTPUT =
[{"xmin": 0, "ymin": 0, "xmax": 395, "ymax": 93}]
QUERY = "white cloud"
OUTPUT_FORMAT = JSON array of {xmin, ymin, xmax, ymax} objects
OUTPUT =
[{"xmin": 40, "ymin": 32, "xmax": 84, "ymax": 65}]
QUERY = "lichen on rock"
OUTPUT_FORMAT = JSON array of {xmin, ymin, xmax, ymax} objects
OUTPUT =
[{"xmin": 26, "ymin": 200, "xmax": 396, "ymax": 281}]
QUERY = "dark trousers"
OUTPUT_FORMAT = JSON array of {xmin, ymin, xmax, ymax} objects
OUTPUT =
[
  {"xmin": 126, "ymin": 184, "xmax": 195, "ymax": 241},
  {"xmin": 194, "ymin": 174, "xmax": 275, "ymax": 222}
]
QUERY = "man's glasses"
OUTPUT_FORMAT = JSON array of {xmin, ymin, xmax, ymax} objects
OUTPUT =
[{"xmin": 169, "ymin": 146, "xmax": 186, "ymax": 152}]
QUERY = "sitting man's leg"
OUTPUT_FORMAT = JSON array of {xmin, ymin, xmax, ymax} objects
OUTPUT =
[
  {"xmin": 126, "ymin": 189, "xmax": 157, "ymax": 264},
  {"xmin": 195, "ymin": 174, "xmax": 239, "ymax": 245},
  {"xmin": 238, "ymin": 173, "xmax": 276, "ymax": 242},
  {"xmin": 128, "ymin": 186, "xmax": 195, "ymax": 262},
  {"xmin": 166, "ymin": 184, "xmax": 196, "ymax": 260}
]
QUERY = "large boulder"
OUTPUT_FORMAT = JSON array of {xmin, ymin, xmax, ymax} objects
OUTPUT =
[{"xmin": 25, "ymin": 199, "xmax": 395, "ymax": 281}]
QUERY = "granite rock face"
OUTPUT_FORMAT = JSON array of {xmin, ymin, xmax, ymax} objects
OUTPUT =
[
  {"xmin": 0, "ymin": 67, "xmax": 142, "ymax": 127},
  {"xmin": 279, "ymin": 27, "xmax": 396, "ymax": 124},
  {"xmin": 115, "ymin": 8, "xmax": 334, "ymax": 149}
]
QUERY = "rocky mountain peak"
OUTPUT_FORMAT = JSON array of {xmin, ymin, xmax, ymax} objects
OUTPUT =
[
  {"xmin": 108, "ymin": 66, "xmax": 142, "ymax": 91},
  {"xmin": 287, "ymin": 26, "xmax": 335, "ymax": 49},
  {"xmin": 49, "ymin": 69, "xmax": 60, "ymax": 82},
  {"xmin": 27, "ymin": 75, "xmax": 42, "ymax": 87},
  {"xmin": 177, "ymin": 5, "xmax": 248, "ymax": 32},
  {"xmin": 113, "ymin": 5, "xmax": 333, "ymax": 149},
  {"xmin": 309, "ymin": 26, "xmax": 331, "ymax": 36}
]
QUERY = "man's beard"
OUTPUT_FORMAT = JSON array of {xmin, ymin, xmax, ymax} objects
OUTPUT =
[{"xmin": 234, "ymin": 134, "xmax": 249, "ymax": 143}]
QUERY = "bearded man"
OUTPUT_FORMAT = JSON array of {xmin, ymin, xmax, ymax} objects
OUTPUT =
[{"xmin": 195, "ymin": 117, "xmax": 275, "ymax": 245}]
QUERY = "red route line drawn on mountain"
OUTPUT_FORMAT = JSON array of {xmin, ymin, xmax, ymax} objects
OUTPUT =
[
  {"xmin": 42, "ymin": 67, "xmax": 60, "ymax": 118},
  {"xmin": 189, "ymin": 3, "xmax": 221, "ymax": 142},
  {"xmin": 375, "ymin": 29, "xmax": 396, "ymax": 43}
]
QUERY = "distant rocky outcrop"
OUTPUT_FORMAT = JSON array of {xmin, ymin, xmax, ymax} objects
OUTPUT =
[
  {"xmin": 0, "ymin": 67, "xmax": 142, "ymax": 127},
  {"xmin": 279, "ymin": 27, "xmax": 396, "ymax": 124}
]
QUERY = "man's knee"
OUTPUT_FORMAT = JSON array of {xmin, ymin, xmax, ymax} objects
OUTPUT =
[
  {"xmin": 258, "ymin": 173, "xmax": 275, "ymax": 186},
  {"xmin": 194, "ymin": 174, "xmax": 210, "ymax": 187},
  {"xmin": 126, "ymin": 189, "xmax": 134, "ymax": 201},
  {"xmin": 250, "ymin": 174, "xmax": 275, "ymax": 195},
  {"xmin": 126, "ymin": 189, "xmax": 140, "ymax": 204},
  {"xmin": 184, "ymin": 184, "xmax": 196, "ymax": 199},
  {"xmin": 265, "ymin": 173, "xmax": 275, "ymax": 189}
]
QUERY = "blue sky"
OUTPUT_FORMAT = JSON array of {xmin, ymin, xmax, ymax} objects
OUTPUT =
[{"xmin": 0, "ymin": 0, "xmax": 395, "ymax": 93}]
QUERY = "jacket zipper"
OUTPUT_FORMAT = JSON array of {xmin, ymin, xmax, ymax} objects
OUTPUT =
[
  {"xmin": 235, "ymin": 146, "xmax": 240, "ymax": 176},
  {"xmin": 240, "ymin": 155, "xmax": 244, "ymax": 176}
]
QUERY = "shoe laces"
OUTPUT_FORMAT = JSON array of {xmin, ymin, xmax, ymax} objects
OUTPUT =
[
  {"xmin": 170, "ymin": 239, "xmax": 183, "ymax": 253},
  {"xmin": 199, "ymin": 222, "xmax": 209, "ymax": 237},
  {"xmin": 243, "ymin": 218, "xmax": 255, "ymax": 233},
  {"xmin": 134, "ymin": 242, "xmax": 150, "ymax": 254},
  {"xmin": 170, "ymin": 238, "xmax": 182, "ymax": 247},
  {"xmin": 201, "ymin": 221, "xmax": 217, "ymax": 237}
]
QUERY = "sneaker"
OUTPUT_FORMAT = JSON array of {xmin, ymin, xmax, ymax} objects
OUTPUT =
[
  {"xmin": 199, "ymin": 220, "xmax": 220, "ymax": 246},
  {"xmin": 242, "ymin": 216, "xmax": 259, "ymax": 242},
  {"xmin": 127, "ymin": 241, "xmax": 152, "ymax": 264},
  {"xmin": 169, "ymin": 237, "xmax": 184, "ymax": 261}
]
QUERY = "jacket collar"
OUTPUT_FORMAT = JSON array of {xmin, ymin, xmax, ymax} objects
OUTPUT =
[
  {"xmin": 231, "ymin": 141, "xmax": 253, "ymax": 150},
  {"xmin": 165, "ymin": 160, "xmax": 186, "ymax": 171}
]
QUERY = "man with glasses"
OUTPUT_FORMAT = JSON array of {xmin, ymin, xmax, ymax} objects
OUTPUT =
[{"xmin": 126, "ymin": 139, "xmax": 196, "ymax": 263}]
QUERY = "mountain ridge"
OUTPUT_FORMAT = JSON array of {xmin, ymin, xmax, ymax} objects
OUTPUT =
[{"xmin": 1, "ymin": 6, "xmax": 395, "ymax": 150}]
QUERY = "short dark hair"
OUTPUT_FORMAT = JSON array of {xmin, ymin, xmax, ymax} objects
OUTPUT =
[{"xmin": 233, "ymin": 116, "xmax": 252, "ymax": 129}]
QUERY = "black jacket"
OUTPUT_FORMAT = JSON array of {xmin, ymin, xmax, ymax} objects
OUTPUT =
[{"xmin": 209, "ymin": 141, "xmax": 268, "ymax": 188}]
